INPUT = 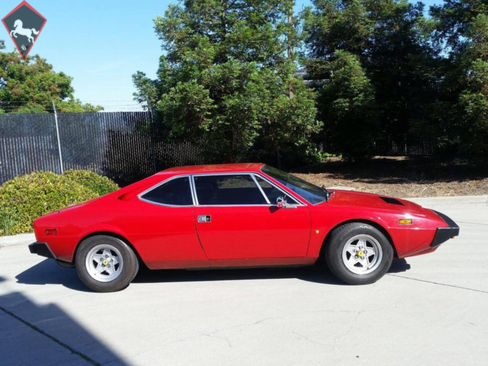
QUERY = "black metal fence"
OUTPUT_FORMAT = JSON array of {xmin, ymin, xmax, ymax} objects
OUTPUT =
[
  {"xmin": 0, "ymin": 111, "xmax": 439, "ymax": 186},
  {"xmin": 0, "ymin": 112, "xmax": 205, "ymax": 186}
]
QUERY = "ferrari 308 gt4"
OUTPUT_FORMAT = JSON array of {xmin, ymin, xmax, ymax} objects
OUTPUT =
[{"xmin": 29, "ymin": 164, "xmax": 460, "ymax": 292}]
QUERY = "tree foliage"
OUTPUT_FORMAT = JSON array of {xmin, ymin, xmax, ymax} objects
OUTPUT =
[
  {"xmin": 0, "ymin": 51, "xmax": 102, "ymax": 113},
  {"xmin": 303, "ymin": 0, "xmax": 438, "ymax": 157},
  {"xmin": 133, "ymin": 0, "xmax": 488, "ymax": 160},
  {"xmin": 133, "ymin": 0, "xmax": 319, "ymax": 162},
  {"xmin": 430, "ymin": 2, "xmax": 488, "ymax": 155},
  {"xmin": 311, "ymin": 50, "xmax": 376, "ymax": 158}
]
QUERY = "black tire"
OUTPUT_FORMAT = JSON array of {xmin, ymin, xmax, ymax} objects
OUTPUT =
[
  {"xmin": 75, "ymin": 235, "xmax": 139, "ymax": 292},
  {"xmin": 325, "ymin": 223, "xmax": 393, "ymax": 285}
]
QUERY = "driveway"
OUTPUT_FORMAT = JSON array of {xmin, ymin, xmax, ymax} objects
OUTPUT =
[{"xmin": 1, "ymin": 196, "xmax": 487, "ymax": 366}]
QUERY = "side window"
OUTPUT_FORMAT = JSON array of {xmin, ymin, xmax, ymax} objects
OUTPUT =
[
  {"xmin": 255, "ymin": 175, "xmax": 298, "ymax": 205},
  {"xmin": 141, "ymin": 177, "xmax": 193, "ymax": 206},
  {"xmin": 194, "ymin": 175, "xmax": 267, "ymax": 205}
]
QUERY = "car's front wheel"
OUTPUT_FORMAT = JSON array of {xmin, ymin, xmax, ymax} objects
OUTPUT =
[
  {"xmin": 325, "ymin": 223, "xmax": 393, "ymax": 285},
  {"xmin": 75, "ymin": 235, "xmax": 139, "ymax": 292}
]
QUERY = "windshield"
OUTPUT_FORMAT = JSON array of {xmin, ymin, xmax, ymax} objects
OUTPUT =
[{"xmin": 261, "ymin": 165, "xmax": 328, "ymax": 205}]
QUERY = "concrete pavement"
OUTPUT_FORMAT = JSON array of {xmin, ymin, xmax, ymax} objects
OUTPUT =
[{"xmin": 0, "ymin": 195, "xmax": 487, "ymax": 366}]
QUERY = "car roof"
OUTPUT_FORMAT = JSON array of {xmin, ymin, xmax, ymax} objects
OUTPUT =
[{"xmin": 161, "ymin": 163, "xmax": 265, "ymax": 174}]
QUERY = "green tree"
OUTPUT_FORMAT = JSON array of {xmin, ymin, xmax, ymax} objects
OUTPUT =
[
  {"xmin": 134, "ymin": 0, "xmax": 319, "ymax": 162},
  {"xmin": 303, "ymin": 0, "xmax": 438, "ymax": 157},
  {"xmin": 310, "ymin": 50, "xmax": 376, "ymax": 158},
  {"xmin": 431, "ymin": 0, "xmax": 488, "ymax": 53},
  {"xmin": 0, "ymin": 51, "xmax": 102, "ymax": 113},
  {"xmin": 303, "ymin": 0, "xmax": 373, "ymax": 59},
  {"xmin": 431, "ymin": 2, "xmax": 488, "ymax": 155}
]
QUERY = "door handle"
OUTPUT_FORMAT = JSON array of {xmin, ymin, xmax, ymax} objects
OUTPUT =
[{"xmin": 198, "ymin": 215, "xmax": 211, "ymax": 223}]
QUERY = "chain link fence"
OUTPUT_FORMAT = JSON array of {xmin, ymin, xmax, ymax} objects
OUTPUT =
[{"xmin": 0, "ymin": 112, "xmax": 205, "ymax": 186}]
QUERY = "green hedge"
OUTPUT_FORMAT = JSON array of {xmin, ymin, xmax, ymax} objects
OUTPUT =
[
  {"xmin": 62, "ymin": 170, "xmax": 119, "ymax": 196},
  {"xmin": 0, "ymin": 171, "xmax": 119, "ymax": 236}
]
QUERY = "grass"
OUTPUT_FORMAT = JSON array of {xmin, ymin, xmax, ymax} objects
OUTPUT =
[{"xmin": 291, "ymin": 156, "xmax": 488, "ymax": 198}]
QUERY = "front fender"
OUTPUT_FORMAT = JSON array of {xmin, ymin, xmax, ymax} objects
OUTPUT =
[{"xmin": 307, "ymin": 209, "xmax": 393, "ymax": 259}]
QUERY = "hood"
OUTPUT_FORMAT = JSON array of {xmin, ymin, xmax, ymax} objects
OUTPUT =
[{"xmin": 326, "ymin": 190, "xmax": 426, "ymax": 214}]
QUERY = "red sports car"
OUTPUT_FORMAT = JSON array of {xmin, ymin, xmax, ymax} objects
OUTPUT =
[{"xmin": 29, "ymin": 164, "xmax": 459, "ymax": 292}]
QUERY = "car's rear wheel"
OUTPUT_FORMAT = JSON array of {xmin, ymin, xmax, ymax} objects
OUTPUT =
[
  {"xmin": 75, "ymin": 235, "xmax": 139, "ymax": 292},
  {"xmin": 325, "ymin": 223, "xmax": 393, "ymax": 285}
]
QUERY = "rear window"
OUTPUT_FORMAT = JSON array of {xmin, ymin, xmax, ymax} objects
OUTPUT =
[{"xmin": 141, "ymin": 177, "xmax": 193, "ymax": 206}]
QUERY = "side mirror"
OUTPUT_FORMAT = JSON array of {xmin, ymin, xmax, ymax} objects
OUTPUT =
[
  {"xmin": 276, "ymin": 196, "xmax": 287, "ymax": 208},
  {"xmin": 276, "ymin": 196, "xmax": 298, "ymax": 209}
]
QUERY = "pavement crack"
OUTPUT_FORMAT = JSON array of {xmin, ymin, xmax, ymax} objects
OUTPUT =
[
  {"xmin": 0, "ymin": 305, "xmax": 100, "ymax": 365},
  {"xmin": 158, "ymin": 317, "xmax": 279, "ymax": 350},
  {"xmin": 292, "ymin": 331, "xmax": 331, "ymax": 348},
  {"xmin": 333, "ymin": 311, "xmax": 361, "ymax": 344},
  {"xmin": 332, "ymin": 311, "xmax": 362, "ymax": 362},
  {"xmin": 388, "ymin": 274, "xmax": 488, "ymax": 294},
  {"xmin": 201, "ymin": 332, "xmax": 233, "ymax": 348},
  {"xmin": 211, "ymin": 316, "xmax": 279, "ymax": 334}
]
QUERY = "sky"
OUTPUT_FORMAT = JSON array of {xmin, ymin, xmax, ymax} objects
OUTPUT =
[{"xmin": 0, "ymin": 0, "xmax": 444, "ymax": 111}]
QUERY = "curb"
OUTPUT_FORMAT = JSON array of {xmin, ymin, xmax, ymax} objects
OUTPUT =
[
  {"xmin": 408, "ymin": 195, "xmax": 488, "ymax": 206},
  {"xmin": 0, "ymin": 233, "xmax": 35, "ymax": 247}
]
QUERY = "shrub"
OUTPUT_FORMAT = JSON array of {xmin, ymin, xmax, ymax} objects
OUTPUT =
[
  {"xmin": 0, "ymin": 171, "xmax": 119, "ymax": 236},
  {"xmin": 62, "ymin": 170, "xmax": 119, "ymax": 196}
]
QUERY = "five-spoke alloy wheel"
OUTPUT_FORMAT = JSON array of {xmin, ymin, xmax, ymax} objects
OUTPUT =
[
  {"xmin": 325, "ymin": 223, "xmax": 393, "ymax": 285},
  {"xmin": 85, "ymin": 244, "xmax": 124, "ymax": 282},
  {"xmin": 75, "ymin": 235, "xmax": 139, "ymax": 292},
  {"xmin": 342, "ymin": 234, "xmax": 383, "ymax": 275}
]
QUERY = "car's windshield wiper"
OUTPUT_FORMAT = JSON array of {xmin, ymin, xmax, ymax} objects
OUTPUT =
[{"xmin": 321, "ymin": 185, "xmax": 332, "ymax": 202}]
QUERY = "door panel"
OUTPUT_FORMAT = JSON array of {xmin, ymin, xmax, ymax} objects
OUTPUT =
[
  {"xmin": 194, "ymin": 205, "xmax": 310, "ymax": 260},
  {"xmin": 125, "ymin": 176, "xmax": 208, "ymax": 269},
  {"xmin": 123, "ymin": 203, "xmax": 208, "ymax": 269}
]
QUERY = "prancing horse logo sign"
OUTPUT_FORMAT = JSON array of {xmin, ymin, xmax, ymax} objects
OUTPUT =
[{"xmin": 2, "ymin": 1, "xmax": 46, "ymax": 60}]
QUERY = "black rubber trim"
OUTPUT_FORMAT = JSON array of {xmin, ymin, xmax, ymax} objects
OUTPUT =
[
  {"xmin": 29, "ymin": 242, "xmax": 56, "ymax": 259},
  {"xmin": 430, "ymin": 211, "xmax": 460, "ymax": 248},
  {"xmin": 433, "ymin": 210, "xmax": 458, "ymax": 228}
]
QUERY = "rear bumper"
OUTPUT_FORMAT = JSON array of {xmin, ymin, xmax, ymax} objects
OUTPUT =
[
  {"xmin": 29, "ymin": 242, "xmax": 56, "ymax": 259},
  {"xmin": 430, "ymin": 211, "xmax": 460, "ymax": 248}
]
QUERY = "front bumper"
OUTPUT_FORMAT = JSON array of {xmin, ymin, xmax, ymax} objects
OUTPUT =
[
  {"xmin": 430, "ymin": 211, "xmax": 460, "ymax": 248},
  {"xmin": 29, "ymin": 242, "xmax": 56, "ymax": 259}
]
